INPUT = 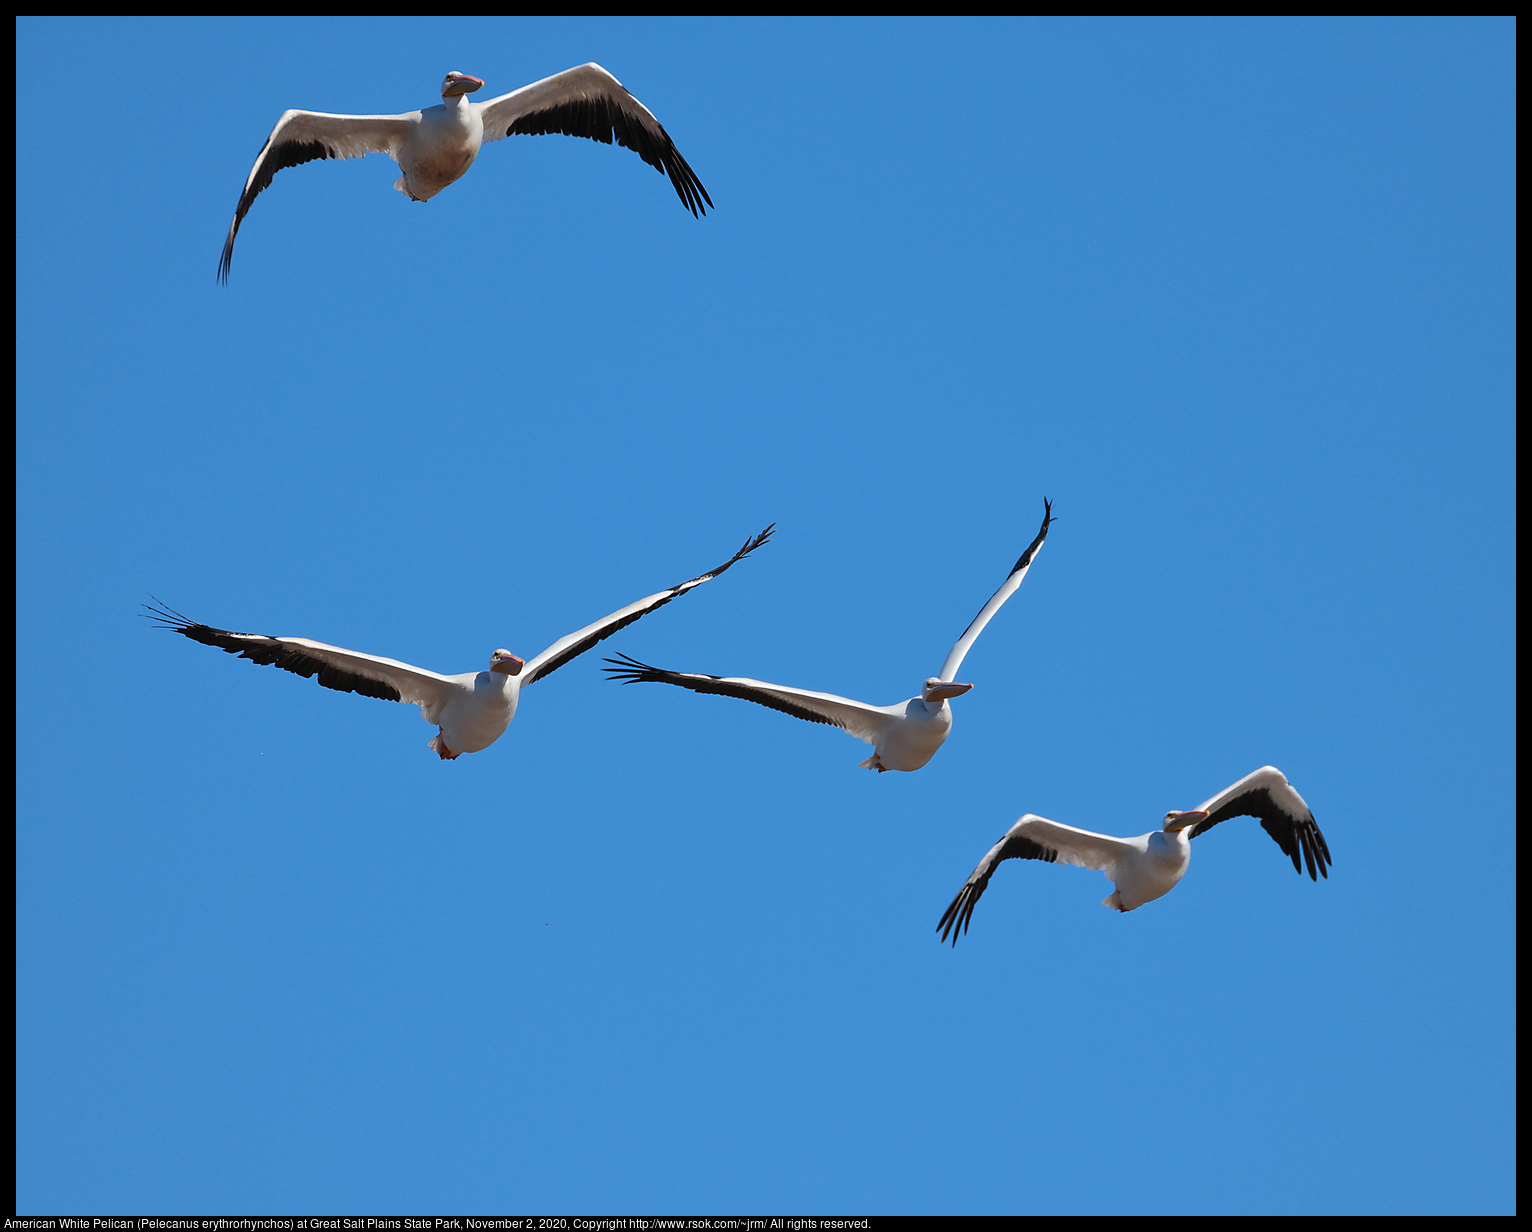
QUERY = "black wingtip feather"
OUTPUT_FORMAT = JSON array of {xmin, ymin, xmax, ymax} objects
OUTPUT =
[
  {"xmin": 1007, "ymin": 498, "xmax": 1054, "ymax": 577},
  {"xmin": 142, "ymin": 597, "xmax": 197, "ymax": 631},
  {"xmin": 717, "ymin": 523, "xmax": 774, "ymax": 572},
  {"xmin": 937, "ymin": 877, "xmax": 985, "ymax": 947},
  {"xmin": 603, "ymin": 651, "xmax": 655, "ymax": 685}
]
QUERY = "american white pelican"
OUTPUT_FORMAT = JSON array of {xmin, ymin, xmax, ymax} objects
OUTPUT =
[
  {"xmin": 145, "ymin": 527, "xmax": 770, "ymax": 759},
  {"xmin": 604, "ymin": 501, "xmax": 1052, "ymax": 773},
  {"xmin": 938, "ymin": 766, "xmax": 1331, "ymax": 942},
  {"xmin": 219, "ymin": 63, "xmax": 712, "ymax": 282}
]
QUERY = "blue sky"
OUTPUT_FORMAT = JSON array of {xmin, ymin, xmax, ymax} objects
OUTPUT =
[{"xmin": 16, "ymin": 17, "xmax": 1514, "ymax": 1214}]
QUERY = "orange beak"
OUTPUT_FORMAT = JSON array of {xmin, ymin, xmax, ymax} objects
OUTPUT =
[
  {"xmin": 491, "ymin": 653, "xmax": 525, "ymax": 676},
  {"xmin": 443, "ymin": 73, "xmax": 484, "ymax": 97}
]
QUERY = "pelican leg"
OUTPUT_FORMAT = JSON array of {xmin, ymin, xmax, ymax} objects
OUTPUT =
[{"xmin": 429, "ymin": 732, "xmax": 459, "ymax": 760}]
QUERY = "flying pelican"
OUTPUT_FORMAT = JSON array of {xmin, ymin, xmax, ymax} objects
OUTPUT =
[
  {"xmin": 219, "ymin": 63, "xmax": 712, "ymax": 282},
  {"xmin": 145, "ymin": 527, "xmax": 771, "ymax": 759},
  {"xmin": 938, "ymin": 766, "xmax": 1331, "ymax": 943},
  {"xmin": 604, "ymin": 501, "xmax": 1052, "ymax": 773}
]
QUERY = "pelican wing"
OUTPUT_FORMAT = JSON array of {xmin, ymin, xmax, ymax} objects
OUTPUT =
[
  {"xmin": 1187, "ymin": 766, "xmax": 1331, "ymax": 880},
  {"xmin": 937, "ymin": 499, "xmax": 1053, "ymax": 682},
  {"xmin": 604, "ymin": 654, "xmax": 900, "ymax": 746},
  {"xmin": 519, "ymin": 526, "xmax": 772, "ymax": 687},
  {"xmin": 219, "ymin": 108, "xmax": 418, "ymax": 283},
  {"xmin": 938, "ymin": 814, "xmax": 1137, "ymax": 944},
  {"xmin": 477, "ymin": 62, "xmax": 711, "ymax": 216},
  {"xmin": 145, "ymin": 602, "xmax": 456, "ymax": 708}
]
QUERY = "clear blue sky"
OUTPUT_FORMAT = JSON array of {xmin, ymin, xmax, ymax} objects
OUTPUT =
[{"xmin": 16, "ymin": 17, "xmax": 1514, "ymax": 1215}]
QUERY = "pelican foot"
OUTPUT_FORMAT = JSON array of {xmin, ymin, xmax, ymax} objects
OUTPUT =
[
  {"xmin": 858, "ymin": 753, "xmax": 886, "ymax": 772},
  {"xmin": 429, "ymin": 733, "xmax": 460, "ymax": 760}
]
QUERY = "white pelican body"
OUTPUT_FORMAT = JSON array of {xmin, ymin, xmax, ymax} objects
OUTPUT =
[
  {"xmin": 867, "ymin": 697, "xmax": 956, "ymax": 773},
  {"xmin": 218, "ymin": 64, "xmax": 711, "ymax": 281},
  {"xmin": 1096, "ymin": 828, "xmax": 1193, "ymax": 910},
  {"xmin": 426, "ymin": 659, "xmax": 518, "ymax": 757},
  {"xmin": 391, "ymin": 84, "xmax": 484, "ymax": 202},
  {"xmin": 606, "ymin": 501, "xmax": 1052, "ymax": 773},
  {"xmin": 939, "ymin": 766, "xmax": 1332, "ymax": 942},
  {"xmin": 147, "ymin": 527, "xmax": 771, "ymax": 759}
]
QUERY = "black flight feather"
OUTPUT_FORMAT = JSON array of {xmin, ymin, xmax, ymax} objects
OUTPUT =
[
  {"xmin": 519, "ymin": 526, "xmax": 773, "ymax": 687},
  {"xmin": 1189, "ymin": 786, "xmax": 1332, "ymax": 881},
  {"xmin": 603, "ymin": 653, "xmax": 847, "ymax": 730},
  {"xmin": 937, "ymin": 830, "xmax": 1060, "ymax": 946},
  {"xmin": 143, "ymin": 601, "xmax": 403, "ymax": 703},
  {"xmin": 503, "ymin": 96, "xmax": 712, "ymax": 217},
  {"xmin": 219, "ymin": 137, "xmax": 339, "ymax": 284}
]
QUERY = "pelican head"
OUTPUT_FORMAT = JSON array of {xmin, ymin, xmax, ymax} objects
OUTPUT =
[
  {"xmin": 922, "ymin": 677, "xmax": 974, "ymax": 704},
  {"xmin": 1163, "ymin": 809, "xmax": 1207, "ymax": 832},
  {"xmin": 441, "ymin": 72, "xmax": 485, "ymax": 98},
  {"xmin": 490, "ymin": 649, "xmax": 525, "ymax": 676}
]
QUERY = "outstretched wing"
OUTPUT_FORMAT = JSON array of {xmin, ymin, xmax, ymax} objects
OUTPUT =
[
  {"xmin": 219, "ymin": 108, "xmax": 416, "ymax": 283},
  {"xmin": 1188, "ymin": 766, "xmax": 1332, "ymax": 880},
  {"xmin": 604, "ymin": 653, "xmax": 901, "ymax": 746},
  {"xmin": 477, "ymin": 62, "xmax": 711, "ymax": 216},
  {"xmin": 519, "ymin": 526, "xmax": 773, "ymax": 687},
  {"xmin": 938, "ymin": 813, "xmax": 1136, "ymax": 944},
  {"xmin": 145, "ymin": 601, "xmax": 456, "ymax": 709},
  {"xmin": 937, "ymin": 499, "xmax": 1053, "ymax": 682}
]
